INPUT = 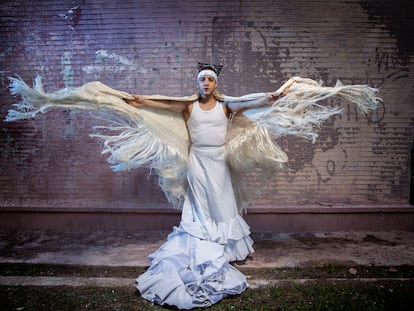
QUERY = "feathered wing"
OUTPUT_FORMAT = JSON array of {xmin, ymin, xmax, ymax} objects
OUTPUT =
[
  {"xmin": 223, "ymin": 77, "xmax": 381, "ymax": 212},
  {"xmin": 6, "ymin": 77, "xmax": 191, "ymax": 208}
]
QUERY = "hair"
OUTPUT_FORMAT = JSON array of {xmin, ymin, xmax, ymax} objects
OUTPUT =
[
  {"xmin": 197, "ymin": 62, "xmax": 223, "ymax": 75},
  {"xmin": 196, "ymin": 62, "xmax": 224, "ymax": 101},
  {"xmin": 213, "ymin": 89, "xmax": 224, "ymax": 101}
]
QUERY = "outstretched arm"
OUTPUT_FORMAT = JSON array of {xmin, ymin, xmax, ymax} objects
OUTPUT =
[
  {"xmin": 125, "ymin": 96, "xmax": 190, "ymax": 113},
  {"xmin": 227, "ymin": 87, "xmax": 291, "ymax": 114},
  {"xmin": 227, "ymin": 93, "xmax": 279, "ymax": 113},
  {"xmin": 226, "ymin": 79, "xmax": 293, "ymax": 113}
]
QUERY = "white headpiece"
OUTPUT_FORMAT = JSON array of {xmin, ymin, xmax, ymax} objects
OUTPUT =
[{"xmin": 197, "ymin": 69, "xmax": 218, "ymax": 81}]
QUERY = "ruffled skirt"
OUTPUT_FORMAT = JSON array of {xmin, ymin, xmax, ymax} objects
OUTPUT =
[{"xmin": 137, "ymin": 144, "xmax": 254, "ymax": 309}]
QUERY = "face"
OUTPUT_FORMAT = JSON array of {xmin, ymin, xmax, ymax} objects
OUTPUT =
[{"xmin": 198, "ymin": 75, "xmax": 217, "ymax": 98}]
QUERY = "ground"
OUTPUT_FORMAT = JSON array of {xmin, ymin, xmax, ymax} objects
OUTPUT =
[{"xmin": 0, "ymin": 230, "xmax": 413, "ymax": 310}]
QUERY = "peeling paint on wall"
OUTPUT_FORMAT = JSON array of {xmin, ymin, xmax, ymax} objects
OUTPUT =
[
  {"xmin": 95, "ymin": 50, "xmax": 133, "ymax": 66},
  {"xmin": 58, "ymin": 5, "xmax": 82, "ymax": 31},
  {"xmin": 82, "ymin": 50, "xmax": 148, "ymax": 75},
  {"xmin": 61, "ymin": 52, "xmax": 74, "ymax": 87}
]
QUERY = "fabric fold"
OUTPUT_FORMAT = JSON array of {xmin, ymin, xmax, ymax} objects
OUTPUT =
[{"xmin": 137, "ymin": 225, "xmax": 249, "ymax": 309}]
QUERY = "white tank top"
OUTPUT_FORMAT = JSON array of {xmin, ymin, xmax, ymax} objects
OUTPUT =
[{"xmin": 187, "ymin": 101, "xmax": 228, "ymax": 147}]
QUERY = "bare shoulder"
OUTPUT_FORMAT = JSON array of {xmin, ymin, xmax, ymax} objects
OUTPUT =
[
  {"xmin": 220, "ymin": 101, "xmax": 231, "ymax": 118},
  {"xmin": 183, "ymin": 102, "xmax": 194, "ymax": 121}
]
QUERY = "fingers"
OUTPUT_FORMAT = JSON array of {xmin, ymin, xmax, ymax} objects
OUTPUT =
[
  {"xmin": 123, "ymin": 95, "xmax": 145, "ymax": 108},
  {"xmin": 123, "ymin": 98, "xmax": 135, "ymax": 105},
  {"xmin": 267, "ymin": 93, "xmax": 278, "ymax": 105},
  {"xmin": 275, "ymin": 87, "xmax": 289, "ymax": 98},
  {"xmin": 124, "ymin": 98, "xmax": 140, "ymax": 107},
  {"xmin": 269, "ymin": 93, "xmax": 278, "ymax": 100},
  {"xmin": 268, "ymin": 88, "xmax": 288, "ymax": 105}
]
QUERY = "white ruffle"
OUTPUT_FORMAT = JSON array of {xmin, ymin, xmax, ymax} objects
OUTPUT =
[
  {"xmin": 180, "ymin": 215, "xmax": 254, "ymax": 261},
  {"xmin": 137, "ymin": 223, "xmax": 250, "ymax": 309}
]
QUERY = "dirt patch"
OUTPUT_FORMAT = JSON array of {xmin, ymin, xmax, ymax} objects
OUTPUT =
[{"xmin": 363, "ymin": 234, "xmax": 398, "ymax": 246}]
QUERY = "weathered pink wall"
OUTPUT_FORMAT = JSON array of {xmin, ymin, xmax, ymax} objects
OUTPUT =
[{"xmin": 0, "ymin": 1, "xmax": 413, "ymax": 220}]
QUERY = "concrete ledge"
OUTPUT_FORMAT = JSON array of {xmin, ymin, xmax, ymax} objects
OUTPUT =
[
  {"xmin": 0, "ymin": 204, "xmax": 413, "ymax": 232},
  {"xmin": 246, "ymin": 204, "xmax": 414, "ymax": 232}
]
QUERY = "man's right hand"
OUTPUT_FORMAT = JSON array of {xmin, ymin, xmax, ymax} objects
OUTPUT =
[{"xmin": 124, "ymin": 96, "xmax": 145, "ymax": 108}]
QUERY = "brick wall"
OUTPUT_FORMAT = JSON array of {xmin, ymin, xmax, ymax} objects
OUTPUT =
[{"xmin": 0, "ymin": 0, "xmax": 413, "ymax": 211}]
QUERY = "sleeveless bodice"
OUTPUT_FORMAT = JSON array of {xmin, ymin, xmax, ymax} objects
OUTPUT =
[{"xmin": 187, "ymin": 101, "xmax": 228, "ymax": 146}]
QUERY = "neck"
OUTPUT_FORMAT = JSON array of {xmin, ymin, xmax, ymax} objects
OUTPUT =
[{"xmin": 199, "ymin": 93, "xmax": 215, "ymax": 104}]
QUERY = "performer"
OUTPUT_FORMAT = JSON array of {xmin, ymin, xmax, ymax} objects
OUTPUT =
[
  {"xmin": 5, "ymin": 63, "xmax": 380, "ymax": 309},
  {"xmin": 126, "ymin": 64, "xmax": 283, "ymax": 308}
]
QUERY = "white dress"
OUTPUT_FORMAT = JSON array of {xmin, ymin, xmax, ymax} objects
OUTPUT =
[{"xmin": 136, "ymin": 101, "xmax": 254, "ymax": 309}]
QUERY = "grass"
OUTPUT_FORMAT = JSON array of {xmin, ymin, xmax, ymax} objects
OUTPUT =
[
  {"xmin": 0, "ymin": 263, "xmax": 413, "ymax": 311},
  {"xmin": 1, "ymin": 281, "xmax": 413, "ymax": 311}
]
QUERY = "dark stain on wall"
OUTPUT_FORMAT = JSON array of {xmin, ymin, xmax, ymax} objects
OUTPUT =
[{"xmin": 360, "ymin": 0, "xmax": 414, "ymax": 61}]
